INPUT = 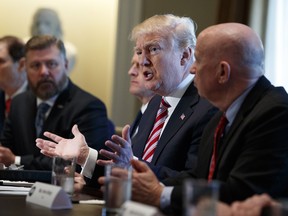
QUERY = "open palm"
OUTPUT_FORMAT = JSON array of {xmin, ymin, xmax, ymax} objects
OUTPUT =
[{"xmin": 36, "ymin": 124, "xmax": 89, "ymax": 165}]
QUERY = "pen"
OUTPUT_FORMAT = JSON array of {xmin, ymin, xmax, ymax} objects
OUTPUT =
[{"xmin": 72, "ymin": 199, "xmax": 105, "ymax": 205}]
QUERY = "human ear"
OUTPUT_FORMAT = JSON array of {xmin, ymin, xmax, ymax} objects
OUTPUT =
[
  {"xmin": 18, "ymin": 57, "xmax": 26, "ymax": 72},
  {"xmin": 65, "ymin": 58, "xmax": 69, "ymax": 70},
  {"xmin": 180, "ymin": 47, "xmax": 193, "ymax": 65},
  {"xmin": 217, "ymin": 61, "xmax": 230, "ymax": 84}
]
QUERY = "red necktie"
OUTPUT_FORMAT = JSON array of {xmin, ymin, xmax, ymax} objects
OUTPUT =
[
  {"xmin": 142, "ymin": 98, "xmax": 170, "ymax": 162},
  {"xmin": 5, "ymin": 98, "xmax": 12, "ymax": 116},
  {"xmin": 208, "ymin": 114, "xmax": 228, "ymax": 182}
]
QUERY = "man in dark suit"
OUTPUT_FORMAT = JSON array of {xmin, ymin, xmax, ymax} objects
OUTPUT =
[
  {"xmin": 128, "ymin": 52, "xmax": 155, "ymax": 138},
  {"xmin": 0, "ymin": 35, "xmax": 111, "ymax": 173},
  {"xmin": 115, "ymin": 23, "xmax": 288, "ymax": 214},
  {"xmin": 97, "ymin": 14, "xmax": 216, "ymax": 180},
  {"xmin": 130, "ymin": 83, "xmax": 214, "ymax": 179},
  {"xmin": 36, "ymin": 14, "xmax": 216, "ymax": 183},
  {"xmin": 0, "ymin": 36, "xmax": 28, "ymax": 134}
]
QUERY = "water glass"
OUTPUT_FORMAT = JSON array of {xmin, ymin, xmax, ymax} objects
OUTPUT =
[
  {"xmin": 51, "ymin": 156, "xmax": 76, "ymax": 196},
  {"xmin": 184, "ymin": 179, "xmax": 219, "ymax": 216},
  {"xmin": 103, "ymin": 164, "xmax": 132, "ymax": 215}
]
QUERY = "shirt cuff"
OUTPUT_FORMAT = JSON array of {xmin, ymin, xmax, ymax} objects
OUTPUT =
[
  {"xmin": 80, "ymin": 148, "xmax": 98, "ymax": 178},
  {"xmin": 14, "ymin": 156, "xmax": 21, "ymax": 165},
  {"xmin": 160, "ymin": 186, "xmax": 173, "ymax": 210}
]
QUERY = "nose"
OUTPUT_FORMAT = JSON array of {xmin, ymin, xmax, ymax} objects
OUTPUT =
[
  {"xmin": 138, "ymin": 54, "xmax": 151, "ymax": 67},
  {"xmin": 190, "ymin": 62, "xmax": 196, "ymax": 75},
  {"xmin": 128, "ymin": 64, "xmax": 138, "ymax": 76},
  {"xmin": 39, "ymin": 64, "xmax": 49, "ymax": 76}
]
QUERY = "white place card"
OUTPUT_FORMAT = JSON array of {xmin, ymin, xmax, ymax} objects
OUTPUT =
[
  {"xmin": 26, "ymin": 182, "xmax": 72, "ymax": 209},
  {"xmin": 122, "ymin": 200, "xmax": 163, "ymax": 216}
]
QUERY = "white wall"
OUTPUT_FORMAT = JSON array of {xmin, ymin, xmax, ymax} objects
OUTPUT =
[{"xmin": 0, "ymin": 0, "xmax": 118, "ymax": 117}]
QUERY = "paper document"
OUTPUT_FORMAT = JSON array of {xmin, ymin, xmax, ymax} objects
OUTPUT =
[
  {"xmin": 0, "ymin": 185, "xmax": 31, "ymax": 195},
  {"xmin": 0, "ymin": 180, "xmax": 33, "ymax": 187}
]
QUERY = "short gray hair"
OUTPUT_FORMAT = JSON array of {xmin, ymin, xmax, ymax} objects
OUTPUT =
[{"xmin": 130, "ymin": 14, "xmax": 197, "ymax": 50}]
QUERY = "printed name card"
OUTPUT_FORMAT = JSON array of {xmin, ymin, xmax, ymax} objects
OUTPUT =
[
  {"xmin": 26, "ymin": 182, "xmax": 72, "ymax": 209},
  {"xmin": 122, "ymin": 200, "xmax": 162, "ymax": 216}
]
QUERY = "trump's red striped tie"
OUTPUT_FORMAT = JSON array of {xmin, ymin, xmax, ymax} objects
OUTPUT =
[{"xmin": 142, "ymin": 98, "xmax": 170, "ymax": 162}]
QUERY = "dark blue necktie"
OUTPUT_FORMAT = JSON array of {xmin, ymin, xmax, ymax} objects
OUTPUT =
[{"xmin": 35, "ymin": 103, "xmax": 50, "ymax": 137}]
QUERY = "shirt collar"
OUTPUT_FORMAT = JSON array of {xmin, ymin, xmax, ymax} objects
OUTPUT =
[
  {"xmin": 164, "ymin": 74, "xmax": 194, "ymax": 109},
  {"xmin": 225, "ymin": 83, "xmax": 256, "ymax": 127},
  {"xmin": 5, "ymin": 81, "xmax": 28, "ymax": 100},
  {"xmin": 37, "ymin": 94, "xmax": 59, "ymax": 107},
  {"xmin": 141, "ymin": 102, "xmax": 149, "ymax": 114}
]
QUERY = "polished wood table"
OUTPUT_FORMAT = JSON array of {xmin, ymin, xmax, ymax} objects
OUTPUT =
[{"xmin": 0, "ymin": 187, "xmax": 105, "ymax": 216}]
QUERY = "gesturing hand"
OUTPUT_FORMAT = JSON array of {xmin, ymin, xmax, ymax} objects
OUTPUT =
[
  {"xmin": 97, "ymin": 125, "xmax": 134, "ymax": 167},
  {"xmin": 36, "ymin": 124, "xmax": 89, "ymax": 166}
]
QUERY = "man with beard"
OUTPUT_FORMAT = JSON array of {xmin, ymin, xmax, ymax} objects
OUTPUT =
[{"xmin": 0, "ymin": 35, "xmax": 111, "ymax": 177}]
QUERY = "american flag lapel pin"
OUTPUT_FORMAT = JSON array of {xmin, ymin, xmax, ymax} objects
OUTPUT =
[
  {"xmin": 57, "ymin": 104, "xmax": 64, "ymax": 109},
  {"xmin": 180, "ymin": 113, "xmax": 185, "ymax": 120}
]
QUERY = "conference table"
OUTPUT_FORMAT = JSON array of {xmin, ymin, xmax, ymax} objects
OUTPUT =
[{"xmin": 0, "ymin": 186, "xmax": 105, "ymax": 216}]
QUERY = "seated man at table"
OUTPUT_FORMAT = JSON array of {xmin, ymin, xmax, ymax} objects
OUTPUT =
[
  {"xmin": 96, "ymin": 22, "xmax": 288, "ymax": 214},
  {"xmin": 0, "ymin": 35, "xmax": 111, "ymax": 183},
  {"xmin": 0, "ymin": 36, "xmax": 28, "ymax": 134}
]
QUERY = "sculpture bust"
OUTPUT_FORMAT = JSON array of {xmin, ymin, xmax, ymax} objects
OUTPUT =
[{"xmin": 30, "ymin": 8, "xmax": 77, "ymax": 75}]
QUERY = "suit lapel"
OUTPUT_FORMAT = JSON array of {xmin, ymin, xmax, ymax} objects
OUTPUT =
[
  {"xmin": 42, "ymin": 80, "xmax": 73, "ymax": 132},
  {"xmin": 23, "ymin": 91, "xmax": 38, "ymax": 138},
  {"xmin": 151, "ymin": 83, "xmax": 199, "ymax": 163},
  {"xmin": 130, "ymin": 110, "xmax": 142, "ymax": 137},
  {"xmin": 0, "ymin": 91, "xmax": 5, "ymax": 120},
  {"xmin": 0, "ymin": 91, "xmax": 6, "ymax": 133}
]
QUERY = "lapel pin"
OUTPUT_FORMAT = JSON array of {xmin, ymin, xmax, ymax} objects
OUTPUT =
[
  {"xmin": 57, "ymin": 105, "xmax": 64, "ymax": 109},
  {"xmin": 180, "ymin": 113, "xmax": 185, "ymax": 120}
]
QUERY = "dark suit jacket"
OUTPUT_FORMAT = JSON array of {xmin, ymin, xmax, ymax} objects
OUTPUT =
[
  {"xmin": 0, "ymin": 79, "xmax": 111, "ymax": 173},
  {"xmin": 129, "ymin": 110, "xmax": 142, "ymax": 137},
  {"xmin": 0, "ymin": 91, "xmax": 5, "ymax": 134},
  {"xmin": 132, "ymin": 82, "xmax": 217, "ymax": 179},
  {"xmin": 164, "ymin": 76, "xmax": 288, "ymax": 214}
]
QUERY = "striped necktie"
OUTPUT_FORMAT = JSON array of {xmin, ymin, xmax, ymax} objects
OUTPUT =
[{"xmin": 142, "ymin": 98, "xmax": 170, "ymax": 162}]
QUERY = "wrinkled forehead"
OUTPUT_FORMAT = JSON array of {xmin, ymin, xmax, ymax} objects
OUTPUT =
[{"xmin": 134, "ymin": 33, "xmax": 173, "ymax": 50}]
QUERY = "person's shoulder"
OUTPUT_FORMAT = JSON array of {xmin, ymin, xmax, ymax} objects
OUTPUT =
[
  {"xmin": 0, "ymin": 90, "xmax": 4, "ymax": 98},
  {"xmin": 268, "ymin": 86, "xmax": 288, "ymax": 103},
  {"xmin": 68, "ymin": 81, "xmax": 105, "ymax": 105},
  {"xmin": 13, "ymin": 90, "xmax": 32, "ymax": 102},
  {"xmin": 255, "ymin": 84, "xmax": 288, "ymax": 111}
]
